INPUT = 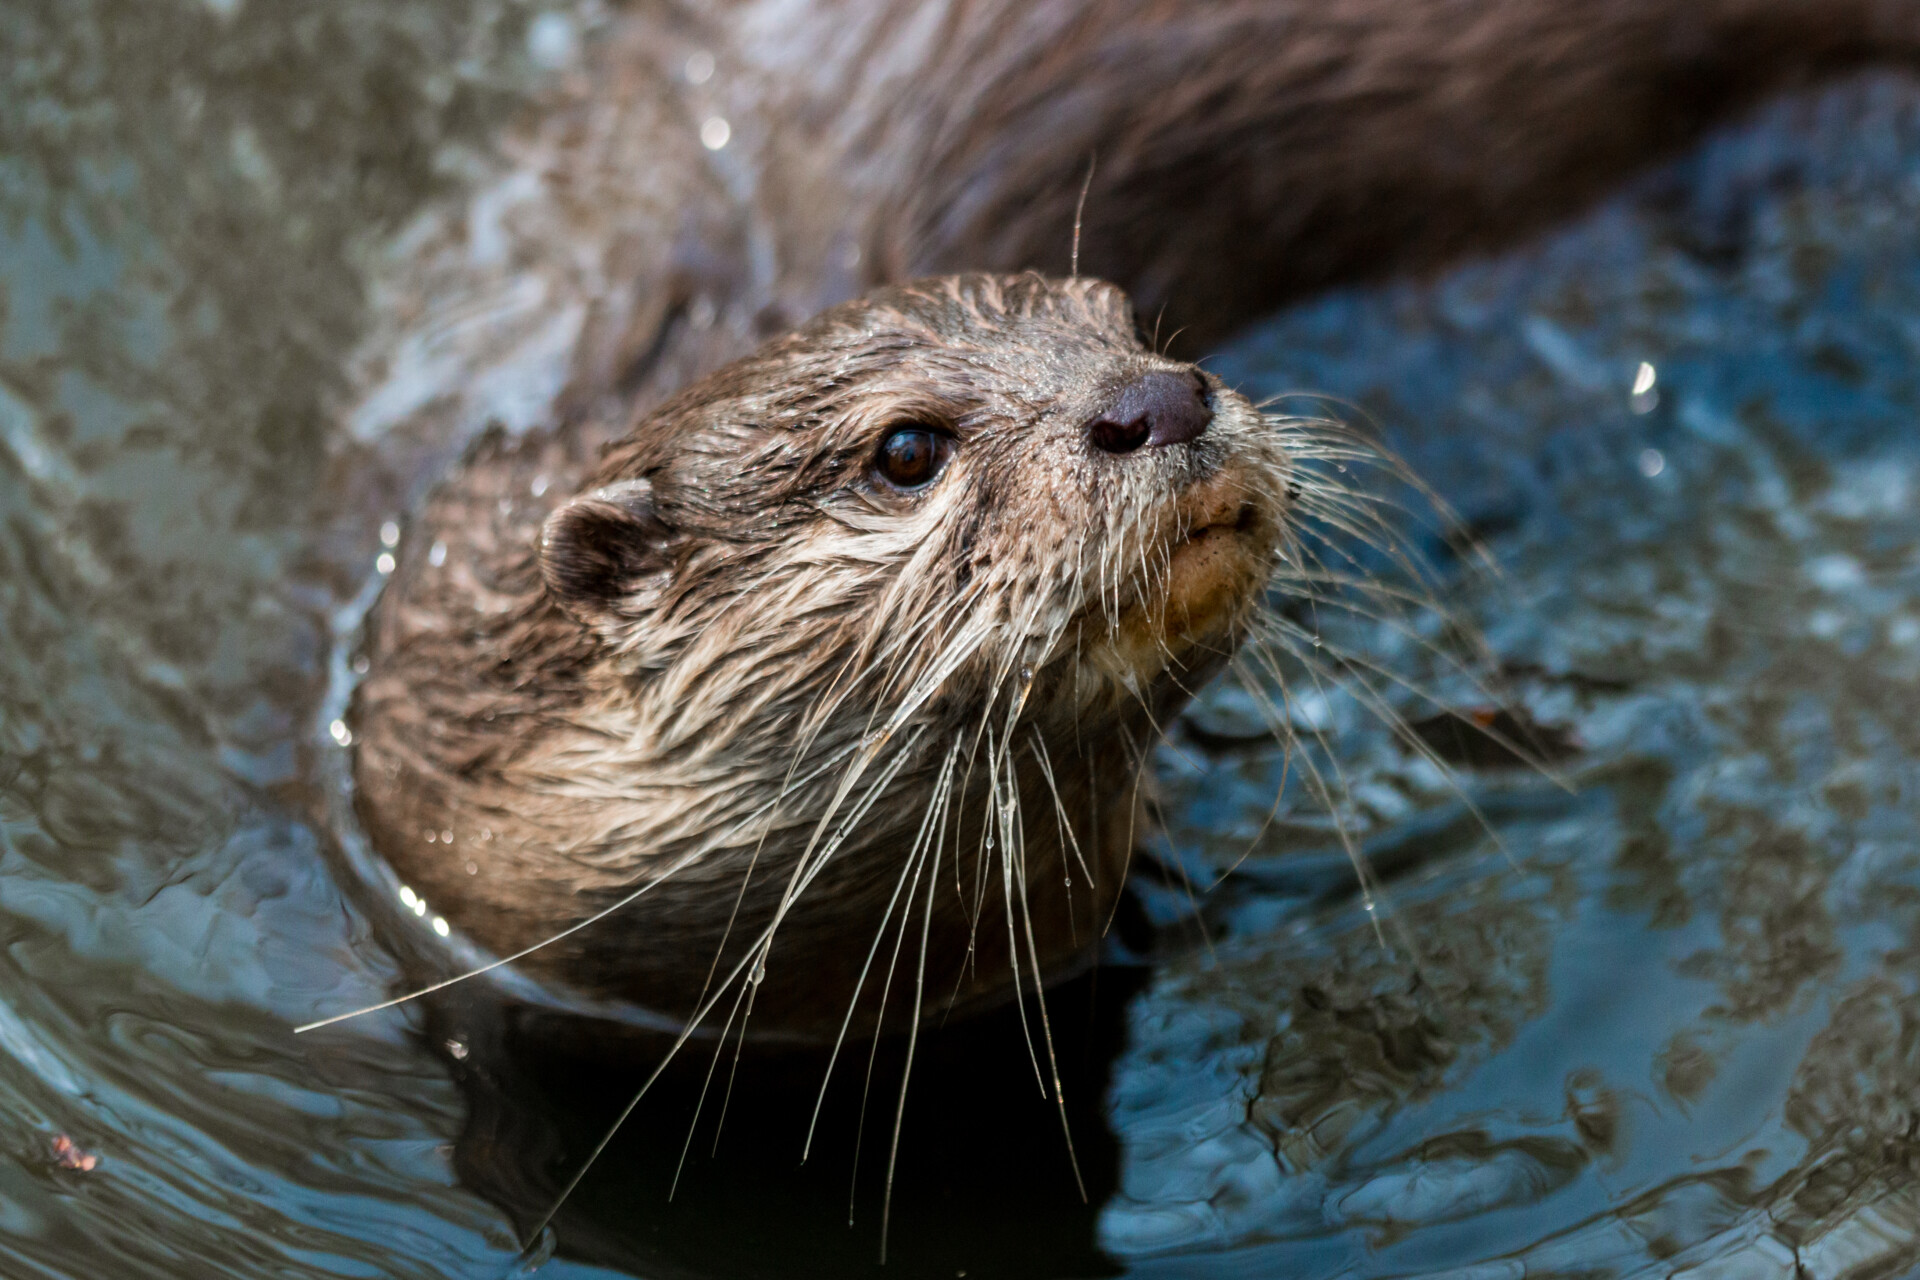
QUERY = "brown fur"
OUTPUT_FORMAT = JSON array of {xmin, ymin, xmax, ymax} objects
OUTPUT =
[{"xmin": 352, "ymin": 275, "xmax": 1288, "ymax": 1039}]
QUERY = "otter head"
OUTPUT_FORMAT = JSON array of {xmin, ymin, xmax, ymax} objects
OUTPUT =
[
  {"xmin": 354, "ymin": 273, "xmax": 1293, "ymax": 1041},
  {"xmin": 544, "ymin": 272, "xmax": 1287, "ymax": 734}
]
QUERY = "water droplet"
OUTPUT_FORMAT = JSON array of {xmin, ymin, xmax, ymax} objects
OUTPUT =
[
  {"xmin": 530, "ymin": 474, "xmax": 549, "ymax": 498},
  {"xmin": 441, "ymin": 830, "xmax": 454, "ymax": 844},
  {"xmin": 429, "ymin": 540, "xmax": 447, "ymax": 567},
  {"xmin": 464, "ymin": 860, "xmax": 478, "ymax": 875},
  {"xmin": 1631, "ymin": 361, "xmax": 1657, "ymax": 396},
  {"xmin": 1019, "ymin": 665, "xmax": 1034, "ymax": 684},
  {"xmin": 431, "ymin": 916, "xmax": 451, "ymax": 938},
  {"xmin": 375, "ymin": 552, "xmax": 396, "ymax": 575},
  {"xmin": 379, "ymin": 520, "xmax": 401, "ymax": 547},
  {"xmin": 351, "ymin": 655, "xmax": 370, "ymax": 675},
  {"xmin": 684, "ymin": 50, "xmax": 715, "ymax": 84},
  {"xmin": 748, "ymin": 959, "xmax": 766, "ymax": 986},
  {"xmin": 328, "ymin": 719, "xmax": 352, "ymax": 746},
  {"xmin": 445, "ymin": 1039, "xmax": 469, "ymax": 1061},
  {"xmin": 700, "ymin": 116, "xmax": 731, "ymax": 151},
  {"xmin": 1637, "ymin": 448, "xmax": 1666, "ymax": 478},
  {"xmin": 399, "ymin": 885, "xmax": 419, "ymax": 909}
]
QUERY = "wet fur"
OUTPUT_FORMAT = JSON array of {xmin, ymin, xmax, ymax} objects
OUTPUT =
[{"xmin": 352, "ymin": 275, "xmax": 1289, "ymax": 1040}]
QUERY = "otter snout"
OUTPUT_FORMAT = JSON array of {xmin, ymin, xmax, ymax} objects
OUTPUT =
[{"xmin": 1087, "ymin": 370, "xmax": 1212, "ymax": 454}]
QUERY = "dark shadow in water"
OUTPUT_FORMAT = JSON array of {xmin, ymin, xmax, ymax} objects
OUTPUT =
[{"xmin": 423, "ymin": 964, "xmax": 1148, "ymax": 1279}]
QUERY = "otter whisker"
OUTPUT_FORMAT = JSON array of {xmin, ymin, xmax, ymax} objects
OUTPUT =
[
  {"xmin": 847, "ymin": 757, "xmax": 949, "ymax": 1226},
  {"xmin": 709, "ymin": 972, "xmax": 758, "ymax": 1157},
  {"xmin": 1210, "ymin": 657, "xmax": 1298, "ymax": 882},
  {"xmin": 524, "ymin": 915, "xmax": 778, "ymax": 1248},
  {"xmin": 872, "ymin": 612, "xmax": 998, "ymax": 746},
  {"xmin": 950, "ymin": 607, "xmax": 1056, "ymax": 1020},
  {"xmin": 1238, "ymin": 624, "xmax": 1447, "ymax": 983},
  {"xmin": 1099, "ymin": 732, "xmax": 1150, "ymax": 941},
  {"xmin": 948, "ymin": 603, "xmax": 1072, "ymax": 996},
  {"xmin": 1252, "ymin": 617, "xmax": 1526, "ymax": 876},
  {"xmin": 1069, "ymin": 153, "xmax": 1096, "ymax": 278},
  {"xmin": 692, "ymin": 720, "xmax": 891, "ymax": 1028},
  {"xmin": 1281, "ymin": 492, "xmax": 1447, "ymax": 588},
  {"xmin": 992, "ymin": 732, "xmax": 1048, "ymax": 1098},
  {"xmin": 804, "ymin": 739, "xmax": 962, "ymax": 1163},
  {"xmin": 292, "ymin": 849, "xmax": 707, "ymax": 1034},
  {"xmin": 1289, "ymin": 659, "xmax": 1440, "ymax": 974},
  {"xmin": 1028, "ymin": 728, "xmax": 1092, "ymax": 893},
  {"xmin": 670, "ymin": 970, "xmax": 752, "ymax": 1200},
  {"xmin": 770, "ymin": 724, "xmax": 930, "ymax": 928},
  {"xmin": 1256, "ymin": 588, "xmax": 1504, "ymax": 719},
  {"xmin": 960, "ymin": 596, "xmax": 1051, "ymax": 931},
  {"xmin": 1009, "ymin": 777, "xmax": 1088, "ymax": 1203},
  {"xmin": 852, "ymin": 579, "xmax": 992, "ymax": 745},
  {"xmin": 879, "ymin": 755, "xmax": 946, "ymax": 1267},
  {"xmin": 1233, "ymin": 647, "xmax": 1395, "ymax": 954},
  {"xmin": 1253, "ymin": 603, "xmax": 1482, "ymax": 718},
  {"xmin": 1266, "ymin": 566, "xmax": 1465, "ymax": 616},
  {"xmin": 1274, "ymin": 413, "xmax": 1494, "ymax": 581},
  {"xmin": 752, "ymin": 724, "xmax": 930, "ymax": 1015}
]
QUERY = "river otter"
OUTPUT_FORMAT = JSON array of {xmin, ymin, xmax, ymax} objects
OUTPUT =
[
  {"xmin": 338, "ymin": 0, "xmax": 1920, "ymax": 1041},
  {"xmin": 351, "ymin": 273, "xmax": 1288, "ymax": 1041}
]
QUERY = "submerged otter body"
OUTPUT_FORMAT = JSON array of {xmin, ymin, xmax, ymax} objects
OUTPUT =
[
  {"xmin": 343, "ymin": 0, "xmax": 1920, "ymax": 1041},
  {"xmin": 352, "ymin": 274, "xmax": 1287, "ymax": 1040}
]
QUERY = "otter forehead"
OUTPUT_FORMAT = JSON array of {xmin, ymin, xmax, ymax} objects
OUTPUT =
[
  {"xmin": 814, "ymin": 273, "xmax": 1143, "ymax": 367},
  {"xmin": 597, "ymin": 274, "xmax": 1212, "ymax": 519}
]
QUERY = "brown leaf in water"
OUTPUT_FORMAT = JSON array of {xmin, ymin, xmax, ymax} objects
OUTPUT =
[{"xmin": 50, "ymin": 1135, "xmax": 99, "ymax": 1172}]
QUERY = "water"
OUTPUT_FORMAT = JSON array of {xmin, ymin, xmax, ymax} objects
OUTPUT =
[{"xmin": 7, "ymin": 3, "xmax": 1920, "ymax": 1275}]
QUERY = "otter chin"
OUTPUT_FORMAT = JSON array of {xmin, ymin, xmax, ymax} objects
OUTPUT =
[{"xmin": 348, "ymin": 273, "xmax": 1292, "ymax": 1043}]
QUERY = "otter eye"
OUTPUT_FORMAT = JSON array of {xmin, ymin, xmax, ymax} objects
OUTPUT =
[{"xmin": 874, "ymin": 426, "xmax": 950, "ymax": 490}]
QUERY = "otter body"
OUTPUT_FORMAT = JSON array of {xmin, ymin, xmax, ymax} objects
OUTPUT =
[
  {"xmin": 352, "ymin": 275, "xmax": 1287, "ymax": 1040},
  {"xmin": 345, "ymin": 0, "xmax": 1920, "ymax": 1040}
]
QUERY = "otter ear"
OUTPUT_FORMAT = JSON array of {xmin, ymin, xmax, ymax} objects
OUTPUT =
[{"xmin": 539, "ymin": 479, "xmax": 677, "ymax": 622}]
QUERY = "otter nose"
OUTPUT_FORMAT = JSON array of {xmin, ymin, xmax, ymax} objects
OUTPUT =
[{"xmin": 1086, "ymin": 371, "xmax": 1212, "ymax": 455}]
